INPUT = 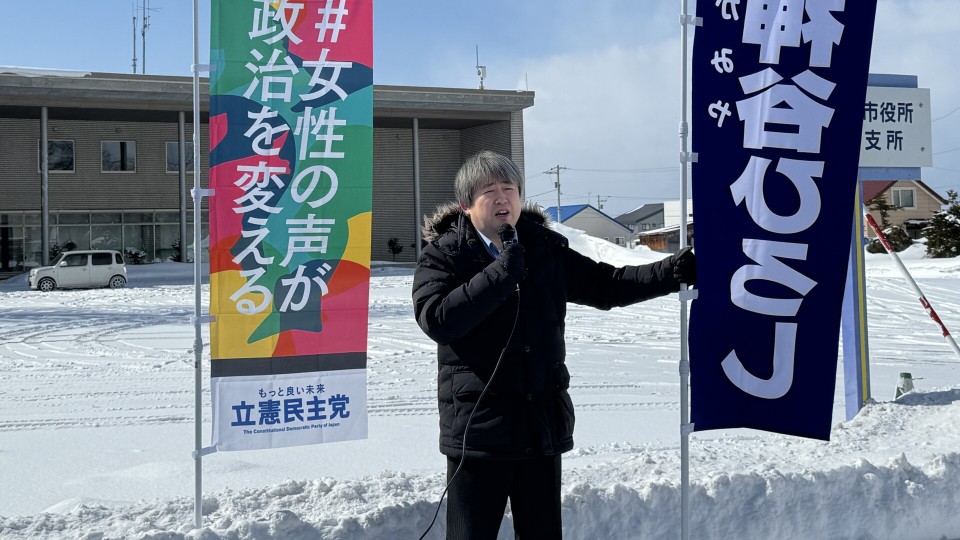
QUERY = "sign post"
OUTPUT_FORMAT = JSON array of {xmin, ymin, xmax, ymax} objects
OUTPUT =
[{"xmin": 843, "ymin": 74, "xmax": 935, "ymax": 419}]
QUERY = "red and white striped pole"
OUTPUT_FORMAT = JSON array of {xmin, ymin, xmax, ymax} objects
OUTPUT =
[{"xmin": 864, "ymin": 212, "xmax": 960, "ymax": 361}]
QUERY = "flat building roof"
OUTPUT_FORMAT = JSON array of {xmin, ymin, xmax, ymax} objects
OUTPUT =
[{"xmin": 0, "ymin": 68, "xmax": 534, "ymax": 129}]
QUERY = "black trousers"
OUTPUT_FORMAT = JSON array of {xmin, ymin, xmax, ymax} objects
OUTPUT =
[{"xmin": 445, "ymin": 454, "xmax": 562, "ymax": 540}]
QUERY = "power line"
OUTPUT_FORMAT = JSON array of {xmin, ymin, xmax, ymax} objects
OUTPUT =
[
  {"xmin": 565, "ymin": 166, "xmax": 678, "ymax": 174},
  {"xmin": 541, "ymin": 193, "xmax": 653, "ymax": 209},
  {"xmin": 529, "ymin": 192, "xmax": 672, "ymax": 202},
  {"xmin": 932, "ymin": 104, "xmax": 960, "ymax": 123},
  {"xmin": 527, "ymin": 166, "xmax": 679, "ymax": 179}
]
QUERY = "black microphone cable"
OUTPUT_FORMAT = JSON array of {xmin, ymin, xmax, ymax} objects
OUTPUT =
[{"xmin": 418, "ymin": 284, "xmax": 521, "ymax": 540}]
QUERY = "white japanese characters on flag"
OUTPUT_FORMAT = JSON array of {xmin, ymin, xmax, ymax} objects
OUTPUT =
[
  {"xmin": 230, "ymin": 4, "xmax": 354, "ymax": 315},
  {"xmin": 690, "ymin": 0, "xmax": 878, "ymax": 440},
  {"xmin": 722, "ymin": 1, "xmax": 840, "ymax": 399}
]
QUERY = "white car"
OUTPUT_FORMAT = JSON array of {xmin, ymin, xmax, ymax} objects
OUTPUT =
[{"xmin": 29, "ymin": 250, "xmax": 128, "ymax": 292}]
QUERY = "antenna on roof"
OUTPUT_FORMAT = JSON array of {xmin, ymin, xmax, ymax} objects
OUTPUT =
[
  {"xmin": 475, "ymin": 45, "xmax": 486, "ymax": 90},
  {"xmin": 139, "ymin": 0, "xmax": 160, "ymax": 74},
  {"xmin": 132, "ymin": 2, "xmax": 138, "ymax": 74}
]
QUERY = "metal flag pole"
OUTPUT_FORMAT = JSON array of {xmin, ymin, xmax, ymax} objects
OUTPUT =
[
  {"xmin": 678, "ymin": 1, "xmax": 701, "ymax": 539},
  {"xmin": 864, "ymin": 212, "xmax": 960, "ymax": 361},
  {"xmin": 189, "ymin": 3, "xmax": 217, "ymax": 530},
  {"xmin": 190, "ymin": 0, "xmax": 204, "ymax": 529}
]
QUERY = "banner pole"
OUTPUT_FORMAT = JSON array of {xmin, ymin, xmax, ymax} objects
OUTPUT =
[
  {"xmin": 678, "ymin": 1, "xmax": 698, "ymax": 539},
  {"xmin": 192, "ymin": 0, "xmax": 203, "ymax": 530},
  {"xmin": 864, "ymin": 213, "xmax": 960, "ymax": 361}
]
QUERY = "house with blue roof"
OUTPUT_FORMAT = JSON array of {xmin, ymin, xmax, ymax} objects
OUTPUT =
[{"xmin": 541, "ymin": 204, "xmax": 632, "ymax": 246}]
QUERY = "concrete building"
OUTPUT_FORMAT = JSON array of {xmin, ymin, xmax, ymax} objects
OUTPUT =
[{"xmin": 0, "ymin": 69, "xmax": 533, "ymax": 273}]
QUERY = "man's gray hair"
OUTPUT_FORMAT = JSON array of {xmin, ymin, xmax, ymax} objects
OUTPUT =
[{"xmin": 455, "ymin": 150, "xmax": 523, "ymax": 207}]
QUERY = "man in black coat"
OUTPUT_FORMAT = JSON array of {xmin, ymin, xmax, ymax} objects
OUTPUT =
[{"xmin": 412, "ymin": 151, "xmax": 695, "ymax": 539}]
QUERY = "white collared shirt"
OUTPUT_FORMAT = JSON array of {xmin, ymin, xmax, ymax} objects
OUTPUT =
[{"xmin": 476, "ymin": 229, "xmax": 518, "ymax": 258}]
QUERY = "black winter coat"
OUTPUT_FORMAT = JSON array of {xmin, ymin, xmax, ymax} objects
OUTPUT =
[{"xmin": 412, "ymin": 204, "xmax": 681, "ymax": 459}]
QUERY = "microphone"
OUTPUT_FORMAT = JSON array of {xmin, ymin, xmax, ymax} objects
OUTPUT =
[{"xmin": 497, "ymin": 223, "xmax": 517, "ymax": 249}]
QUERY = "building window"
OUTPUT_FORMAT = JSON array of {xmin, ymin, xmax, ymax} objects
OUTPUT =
[
  {"xmin": 101, "ymin": 141, "xmax": 137, "ymax": 172},
  {"xmin": 615, "ymin": 236, "xmax": 626, "ymax": 246},
  {"xmin": 37, "ymin": 140, "xmax": 75, "ymax": 172},
  {"xmin": 891, "ymin": 188, "xmax": 916, "ymax": 209},
  {"xmin": 166, "ymin": 142, "xmax": 195, "ymax": 173}
]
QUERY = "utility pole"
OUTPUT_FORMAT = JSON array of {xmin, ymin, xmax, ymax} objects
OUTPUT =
[
  {"xmin": 597, "ymin": 195, "xmax": 607, "ymax": 210},
  {"xmin": 543, "ymin": 165, "xmax": 567, "ymax": 222}
]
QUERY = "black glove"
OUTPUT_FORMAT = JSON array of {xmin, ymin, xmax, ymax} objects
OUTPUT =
[
  {"xmin": 670, "ymin": 246, "xmax": 696, "ymax": 285},
  {"xmin": 497, "ymin": 243, "xmax": 526, "ymax": 282}
]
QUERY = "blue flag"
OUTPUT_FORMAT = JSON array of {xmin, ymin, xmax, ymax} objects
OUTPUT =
[{"xmin": 690, "ymin": 0, "xmax": 878, "ymax": 440}]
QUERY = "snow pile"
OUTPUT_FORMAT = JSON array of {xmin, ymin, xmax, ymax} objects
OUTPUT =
[
  {"xmin": 1, "ymin": 228, "xmax": 959, "ymax": 539},
  {"xmin": 554, "ymin": 222, "xmax": 663, "ymax": 267},
  {"xmin": 2, "ymin": 393, "xmax": 960, "ymax": 539},
  {"xmin": 563, "ymin": 453, "xmax": 960, "ymax": 540}
]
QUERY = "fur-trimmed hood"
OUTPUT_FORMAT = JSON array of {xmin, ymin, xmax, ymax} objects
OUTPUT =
[{"xmin": 421, "ymin": 202, "xmax": 551, "ymax": 243}]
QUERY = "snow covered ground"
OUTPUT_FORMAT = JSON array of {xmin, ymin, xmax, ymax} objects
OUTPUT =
[{"xmin": 1, "ymin": 228, "xmax": 959, "ymax": 539}]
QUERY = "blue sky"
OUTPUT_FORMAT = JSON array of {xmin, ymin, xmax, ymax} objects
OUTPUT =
[{"xmin": 4, "ymin": 0, "xmax": 959, "ymax": 216}]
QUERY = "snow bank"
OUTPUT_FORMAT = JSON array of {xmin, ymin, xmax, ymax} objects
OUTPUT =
[
  {"xmin": 2, "ymin": 393, "xmax": 959, "ymax": 539},
  {"xmin": 563, "ymin": 453, "xmax": 960, "ymax": 540},
  {"xmin": 553, "ymin": 222, "xmax": 665, "ymax": 266}
]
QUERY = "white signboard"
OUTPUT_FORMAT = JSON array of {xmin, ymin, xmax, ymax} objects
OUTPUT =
[
  {"xmin": 859, "ymin": 86, "xmax": 932, "ymax": 167},
  {"xmin": 211, "ymin": 370, "xmax": 368, "ymax": 452}
]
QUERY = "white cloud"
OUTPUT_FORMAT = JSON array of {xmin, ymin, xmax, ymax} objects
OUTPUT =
[
  {"xmin": 516, "ymin": 0, "xmax": 960, "ymax": 217},
  {"xmin": 521, "ymin": 39, "xmax": 685, "ymax": 216}
]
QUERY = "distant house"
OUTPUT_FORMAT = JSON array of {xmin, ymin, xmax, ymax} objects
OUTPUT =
[
  {"xmin": 862, "ymin": 180, "xmax": 947, "ymax": 239},
  {"xmin": 616, "ymin": 199, "xmax": 693, "ymax": 245},
  {"xmin": 542, "ymin": 204, "xmax": 632, "ymax": 246},
  {"xmin": 616, "ymin": 203, "xmax": 664, "ymax": 234},
  {"xmin": 636, "ymin": 221, "xmax": 695, "ymax": 253}
]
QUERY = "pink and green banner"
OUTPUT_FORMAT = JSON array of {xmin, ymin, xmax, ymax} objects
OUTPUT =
[{"xmin": 208, "ymin": 0, "xmax": 372, "ymax": 452}]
